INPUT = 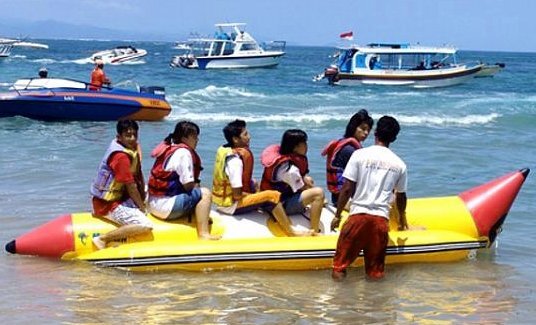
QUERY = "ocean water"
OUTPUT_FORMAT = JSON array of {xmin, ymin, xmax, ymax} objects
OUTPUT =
[{"xmin": 0, "ymin": 39, "xmax": 535, "ymax": 324}]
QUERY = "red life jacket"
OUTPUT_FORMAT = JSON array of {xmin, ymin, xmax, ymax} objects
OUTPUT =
[
  {"xmin": 321, "ymin": 137, "xmax": 361, "ymax": 194},
  {"xmin": 260, "ymin": 144, "xmax": 309, "ymax": 196},
  {"xmin": 148, "ymin": 142, "xmax": 202, "ymax": 196}
]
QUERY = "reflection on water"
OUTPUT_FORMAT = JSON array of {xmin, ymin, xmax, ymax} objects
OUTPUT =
[{"xmin": 0, "ymin": 255, "xmax": 519, "ymax": 324}]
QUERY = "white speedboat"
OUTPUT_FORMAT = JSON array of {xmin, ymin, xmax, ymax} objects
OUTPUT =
[
  {"xmin": 316, "ymin": 43, "xmax": 483, "ymax": 88},
  {"xmin": 0, "ymin": 38, "xmax": 48, "ymax": 58},
  {"xmin": 170, "ymin": 23, "xmax": 286, "ymax": 69},
  {"xmin": 91, "ymin": 46, "xmax": 147, "ymax": 64}
]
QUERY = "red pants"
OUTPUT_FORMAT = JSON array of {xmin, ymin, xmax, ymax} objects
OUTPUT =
[{"xmin": 332, "ymin": 213, "xmax": 389, "ymax": 279}]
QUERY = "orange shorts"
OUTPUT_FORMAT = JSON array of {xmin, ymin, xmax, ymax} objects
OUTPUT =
[
  {"xmin": 234, "ymin": 190, "xmax": 281, "ymax": 215},
  {"xmin": 332, "ymin": 213, "xmax": 389, "ymax": 279}
]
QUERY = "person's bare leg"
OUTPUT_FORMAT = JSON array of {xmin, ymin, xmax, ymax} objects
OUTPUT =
[
  {"xmin": 272, "ymin": 203, "xmax": 314, "ymax": 236},
  {"xmin": 300, "ymin": 187, "xmax": 325, "ymax": 234},
  {"xmin": 195, "ymin": 187, "xmax": 221, "ymax": 240}
]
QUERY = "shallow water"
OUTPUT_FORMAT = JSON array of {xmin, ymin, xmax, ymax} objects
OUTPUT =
[{"xmin": 0, "ymin": 40, "xmax": 535, "ymax": 323}]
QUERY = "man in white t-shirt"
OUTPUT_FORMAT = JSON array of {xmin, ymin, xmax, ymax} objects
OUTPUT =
[{"xmin": 331, "ymin": 116, "xmax": 408, "ymax": 281}]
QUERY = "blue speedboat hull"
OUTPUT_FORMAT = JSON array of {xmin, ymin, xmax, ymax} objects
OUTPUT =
[{"xmin": 0, "ymin": 79, "xmax": 171, "ymax": 121}]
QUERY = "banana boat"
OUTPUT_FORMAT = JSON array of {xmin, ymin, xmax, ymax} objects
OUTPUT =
[{"xmin": 5, "ymin": 169, "xmax": 529, "ymax": 272}]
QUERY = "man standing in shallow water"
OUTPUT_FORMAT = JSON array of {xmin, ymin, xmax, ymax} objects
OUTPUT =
[{"xmin": 330, "ymin": 116, "xmax": 409, "ymax": 281}]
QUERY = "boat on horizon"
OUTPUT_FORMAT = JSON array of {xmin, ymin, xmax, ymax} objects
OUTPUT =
[
  {"xmin": 91, "ymin": 45, "xmax": 147, "ymax": 64},
  {"xmin": 0, "ymin": 77, "xmax": 171, "ymax": 121},
  {"xmin": 170, "ymin": 23, "xmax": 286, "ymax": 69},
  {"xmin": 315, "ymin": 42, "xmax": 484, "ymax": 88},
  {"xmin": 5, "ymin": 169, "xmax": 529, "ymax": 272}
]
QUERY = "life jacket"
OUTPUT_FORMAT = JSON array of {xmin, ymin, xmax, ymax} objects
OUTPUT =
[
  {"xmin": 90, "ymin": 139, "xmax": 141, "ymax": 202},
  {"xmin": 321, "ymin": 137, "xmax": 361, "ymax": 194},
  {"xmin": 260, "ymin": 144, "xmax": 309, "ymax": 196},
  {"xmin": 212, "ymin": 146, "xmax": 254, "ymax": 207},
  {"xmin": 148, "ymin": 142, "xmax": 202, "ymax": 196}
]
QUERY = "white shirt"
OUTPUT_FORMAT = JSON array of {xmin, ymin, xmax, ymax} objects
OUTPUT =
[
  {"xmin": 343, "ymin": 145, "xmax": 407, "ymax": 219},
  {"xmin": 148, "ymin": 148, "xmax": 194, "ymax": 218},
  {"xmin": 225, "ymin": 154, "xmax": 243, "ymax": 189},
  {"xmin": 274, "ymin": 161, "xmax": 304, "ymax": 193}
]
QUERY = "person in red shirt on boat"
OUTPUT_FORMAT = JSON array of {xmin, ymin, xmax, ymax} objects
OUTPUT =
[
  {"xmin": 90, "ymin": 120, "xmax": 153, "ymax": 250},
  {"xmin": 89, "ymin": 57, "xmax": 111, "ymax": 91},
  {"xmin": 330, "ymin": 116, "xmax": 408, "ymax": 281},
  {"xmin": 322, "ymin": 109, "xmax": 373, "ymax": 205}
]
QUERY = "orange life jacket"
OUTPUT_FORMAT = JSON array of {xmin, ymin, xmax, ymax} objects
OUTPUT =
[
  {"xmin": 321, "ymin": 137, "xmax": 361, "ymax": 194},
  {"xmin": 212, "ymin": 146, "xmax": 255, "ymax": 206},
  {"xmin": 148, "ymin": 142, "xmax": 202, "ymax": 196}
]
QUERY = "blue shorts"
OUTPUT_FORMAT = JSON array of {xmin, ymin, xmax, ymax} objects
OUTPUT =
[
  {"xmin": 282, "ymin": 192, "xmax": 305, "ymax": 215},
  {"xmin": 167, "ymin": 187, "xmax": 202, "ymax": 220}
]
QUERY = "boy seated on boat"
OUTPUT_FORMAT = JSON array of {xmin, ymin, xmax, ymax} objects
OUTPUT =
[
  {"xmin": 212, "ymin": 120, "xmax": 313, "ymax": 236},
  {"xmin": 90, "ymin": 120, "xmax": 153, "ymax": 250}
]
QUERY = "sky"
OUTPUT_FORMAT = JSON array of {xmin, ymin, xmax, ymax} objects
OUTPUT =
[{"xmin": 1, "ymin": 0, "xmax": 535, "ymax": 52}]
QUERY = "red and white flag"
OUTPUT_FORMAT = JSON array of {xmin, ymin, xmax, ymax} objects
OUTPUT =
[{"xmin": 339, "ymin": 31, "xmax": 353, "ymax": 40}]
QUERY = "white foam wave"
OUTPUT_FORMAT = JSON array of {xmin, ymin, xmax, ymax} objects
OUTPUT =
[
  {"xmin": 166, "ymin": 110, "xmax": 499, "ymax": 127},
  {"xmin": 29, "ymin": 58, "xmax": 56, "ymax": 64},
  {"xmin": 393, "ymin": 113, "xmax": 500, "ymax": 126},
  {"xmin": 180, "ymin": 85, "xmax": 266, "ymax": 100}
]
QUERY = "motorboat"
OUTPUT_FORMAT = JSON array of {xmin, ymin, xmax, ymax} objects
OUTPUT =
[
  {"xmin": 0, "ymin": 78, "xmax": 171, "ymax": 121},
  {"xmin": 5, "ymin": 169, "xmax": 529, "ymax": 272},
  {"xmin": 91, "ymin": 45, "xmax": 147, "ymax": 64},
  {"xmin": 0, "ymin": 38, "xmax": 48, "ymax": 58},
  {"xmin": 170, "ymin": 23, "xmax": 286, "ymax": 69},
  {"xmin": 474, "ymin": 62, "xmax": 505, "ymax": 78},
  {"xmin": 315, "ymin": 43, "xmax": 484, "ymax": 88}
]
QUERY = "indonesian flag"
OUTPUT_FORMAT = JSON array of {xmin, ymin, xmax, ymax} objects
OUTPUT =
[{"xmin": 339, "ymin": 31, "xmax": 353, "ymax": 40}]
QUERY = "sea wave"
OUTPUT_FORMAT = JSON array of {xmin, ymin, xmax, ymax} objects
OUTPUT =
[
  {"xmin": 179, "ymin": 85, "xmax": 267, "ymax": 100},
  {"xmin": 167, "ymin": 110, "xmax": 500, "ymax": 127}
]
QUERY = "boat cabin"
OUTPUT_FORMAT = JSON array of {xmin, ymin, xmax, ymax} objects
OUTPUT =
[{"xmin": 336, "ymin": 43, "xmax": 460, "ymax": 73}]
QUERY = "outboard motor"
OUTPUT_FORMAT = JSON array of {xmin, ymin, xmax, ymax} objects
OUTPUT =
[
  {"xmin": 324, "ymin": 66, "xmax": 340, "ymax": 85},
  {"xmin": 140, "ymin": 86, "xmax": 166, "ymax": 98}
]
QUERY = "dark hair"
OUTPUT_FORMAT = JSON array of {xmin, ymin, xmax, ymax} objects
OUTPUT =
[
  {"xmin": 164, "ymin": 120, "xmax": 200, "ymax": 144},
  {"xmin": 116, "ymin": 120, "xmax": 139, "ymax": 135},
  {"xmin": 280, "ymin": 129, "xmax": 308, "ymax": 155},
  {"xmin": 38, "ymin": 68, "xmax": 48, "ymax": 78},
  {"xmin": 375, "ymin": 116, "xmax": 400, "ymax": 144},
  {"xmin": 223, "ymin": 119, "xmax": 246, "ymax": 146},
  {"xmin": 344, "ymin": 109, "xmax": 373, "ymax": 138}
]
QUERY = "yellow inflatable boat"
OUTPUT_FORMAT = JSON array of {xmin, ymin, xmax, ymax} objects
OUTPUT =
[{"xmin": 5, "ymin": 169, "xmax": 529, "ymax": 272}]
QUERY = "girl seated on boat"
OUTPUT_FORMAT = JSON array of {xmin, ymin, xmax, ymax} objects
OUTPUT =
[
  {"xmin": 147, "ymin": 121, "xmax": 220, "ymax": 240},
  {"xmin": 260, "ymin": 129, "xmax": 325, "ymax": 235}
]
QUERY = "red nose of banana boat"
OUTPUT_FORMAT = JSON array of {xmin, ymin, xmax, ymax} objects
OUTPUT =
[{"xmin": 5, "ymin": 168, "xmax": 529, "ymax": 271}]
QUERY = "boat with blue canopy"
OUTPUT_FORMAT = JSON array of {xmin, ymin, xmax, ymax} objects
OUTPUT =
[{"xmin": 316, "ymin": 42, "xmax": 483, "ymax": 88}]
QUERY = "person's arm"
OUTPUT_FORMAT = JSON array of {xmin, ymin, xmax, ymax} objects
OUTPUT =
[
  {"xmin": 330, "ymin": 178, "xmax": 356, "ymax": 231},
  {"xmin": 226, "ymin": 155, "xmax": 245, "ymax": 201},
  {"xmin": 125, "ymin": 183, "xmax": 146, "ymax": 213},
  {"xmin": 109, "ymin": 152, "xmax": 146, "ymax": 212},
  {"xmin": 275, "ymin": 162, "xmax": 305, "ymax": 192},
  {"xmin": 396, "ymin": 192, "xmax": 408, "ymax": 230}
]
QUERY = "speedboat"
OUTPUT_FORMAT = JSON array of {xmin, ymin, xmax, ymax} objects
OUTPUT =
[
  {"xmin": 91, "ymin": 46, "xmax": 147, "ymax": 64},
  {"xmin": 170, "ymin": 23, "xmax": 286, "ymax": 69},
  {"xmin": 474, "ymin": 62, "xmax": 505, "ymax": 78},
  {"xmin": 316, "ymin": 43, "xmax": 483, "ymax": 88},
  {"xmin": 5, "ymin": 169, "xmax": 529, "ymax": 272},
  {"xmin": 0, "ymin": 38, "xmax": 48, "ymax": 58},
  {"xmin": 0, "ymin": 78, "xmax": 171, "ymax": 121}
]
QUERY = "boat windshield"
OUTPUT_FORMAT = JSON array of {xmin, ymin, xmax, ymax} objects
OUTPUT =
[{"xmin": 374, "ymin": 52, "xmax": 457, "ymax": 70}]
